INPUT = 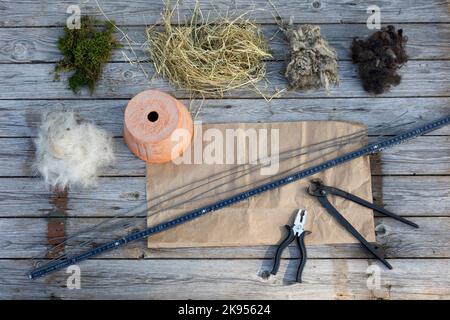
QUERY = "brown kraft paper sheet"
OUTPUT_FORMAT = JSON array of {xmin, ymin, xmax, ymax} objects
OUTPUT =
[{"xmin": 146, "ymin": 121, "xmax": 375, "ymax": 248}]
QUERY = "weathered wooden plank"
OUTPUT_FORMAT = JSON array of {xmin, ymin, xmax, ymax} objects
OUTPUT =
[
  {"xmin": 1, "ymin": 98, "xmax": 450, "ymax": 137},
  {"xmin": 0, "ymin": 0, "xmax": 447, "ymax": 302},
  {"xmin": 373, "ymin": 176, "xmax": 450, "ymax": 216},
  {"xmin": 1, "ymin": 23, "xmax": 449, "ymax": 63},
  {"xmin": 0, "ymin": 137, "xmax": 142, "ymax": 176},
  {"xmin": 0, "ymin": 217, "xmax": 446, "ymax": 259},
  {"xmin": 0, "ymin": 136, "xmax": 448, "ymax": 177},
  {"xmin": 1, "ymin": 61, "xmax": 449, "ymax": 99},
  {"xmin": 0, "ymin": 177, "xmax": 145, "ymax": 218},
  {"xmin": 1, "ymin": 259, "xmax": 448, "ymax": 299},
  {"xmin": 1, "ymin": 0, "xmax": 449, "ymax": 26},
  {"xmin": 0, "ymin": 60, "xmax": 450, "ymax": 99},
  {"xmin": 369, "ymin": 136, "xmax": 450, "ymax": 175},
  {"xmin": 0, "ymin": 176, "xmax": 448, "ymax": 218}
]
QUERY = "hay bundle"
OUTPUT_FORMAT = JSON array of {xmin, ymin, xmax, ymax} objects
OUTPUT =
[{"xmin": 146, "ymin": 2, "xmax": 272, "ymax": 96}]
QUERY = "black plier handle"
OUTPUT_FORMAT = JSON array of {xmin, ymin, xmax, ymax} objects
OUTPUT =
[
  {"xmin": 271, "ymin": 209, "xmax": 310, "ymax": 283},
  {"xmin": 308, "ymin": 179, "xmax": 419, "ymax": 270},
  {"xmin": 313, "ymin": 183, "xmax": 418, "ymax": 228}
]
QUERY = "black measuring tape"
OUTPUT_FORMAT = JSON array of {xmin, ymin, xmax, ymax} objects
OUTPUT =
[{"xmin": 28, "ymin": 115, "xmax": 450, "ymax": 279}]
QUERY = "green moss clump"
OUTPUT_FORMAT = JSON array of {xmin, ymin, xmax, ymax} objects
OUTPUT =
[{"xmin": 55, "ymin": 16, "xmax": 121, "ymax": 94}]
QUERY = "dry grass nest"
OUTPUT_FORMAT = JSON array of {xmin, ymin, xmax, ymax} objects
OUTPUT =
[{"xmin": 146, "ymin": 3, "xmax": 272, "ymax": 97}]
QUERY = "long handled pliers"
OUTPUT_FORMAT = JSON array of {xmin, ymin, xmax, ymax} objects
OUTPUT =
[
  {"xmin": 308, "ymin": 179, "xmax": 419, "ymax": 270},
  {"xmin": 271, "ymin": 209, "xmax": 311, "ymax": 283}
]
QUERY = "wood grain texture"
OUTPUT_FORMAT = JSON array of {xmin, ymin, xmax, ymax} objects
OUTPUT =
[
  {"xmin": 0, "ymin": 217, "xmax": 447, "ymax": 259},
  {"xmin": 0, "ymin": 177, "xmax": 145, "ymax": 218},
  {"xmin": 1, "ymin": 98, "xmax": 450, "ymax": 137},
  {"xmin": 1, "ymin": 0, "xmax": 449, "ymax": 26},
  {"xmin": 1, "ymin": 61, "xmax": 450, "ymax": 99},
  {"xmin": 1, "ymin": 259, "xmax": 449, "ymax": 299},
  {"xmin": 1, "ymin": 24, "xmax": 450, "ymax": 63},
  {"xmin": 1, "ymin": 0, "xmax": 449, "ymax": 300},
  {"xmin": 0, "ymin": 136, "xmax": 449, "ymax": 177},
  {"xmin": 0, "ymin": 176, "xmax": 449, "ymax": 218}
]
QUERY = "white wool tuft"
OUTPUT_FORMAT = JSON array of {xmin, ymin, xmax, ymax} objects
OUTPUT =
[{"xmin": 34, "ymin": 111, "xmax": 115, "ymax": 189}]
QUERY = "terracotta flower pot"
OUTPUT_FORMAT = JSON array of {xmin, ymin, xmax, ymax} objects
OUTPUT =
[{"xmin": 124, "ymin": 90, "xmax": 193, "ymax": 163}]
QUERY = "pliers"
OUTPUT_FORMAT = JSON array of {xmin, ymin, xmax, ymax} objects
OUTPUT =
[
  {"xmin": 308, "ymin": 178, "xmax": 419, "ymax": 270},
  {"xmin": 271, "ymin": 209, "xmax": 311, "ymax": 283}
]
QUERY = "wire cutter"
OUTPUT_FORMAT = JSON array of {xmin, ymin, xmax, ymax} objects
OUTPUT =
[
  {"xmin": 308, "ymin": 178, "xmax": 419, "ymax": 270},
  {"xmin": 271, "ymin": 209, "xmax": 311, "ymax": 283}
]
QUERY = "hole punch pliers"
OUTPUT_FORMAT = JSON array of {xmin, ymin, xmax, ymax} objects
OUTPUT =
[
  {"xmin": 271, "ymin": 209, "xmax": 311, "ymax": 283},
  {"xmin": 308, "ymin": 178, "xmax": 419, "ymax": 270}
]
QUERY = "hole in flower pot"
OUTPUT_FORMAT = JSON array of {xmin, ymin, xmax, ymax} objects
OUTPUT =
[{"xmin": 147, "ymin": 111, "xmax": 159, "ymax": 122}]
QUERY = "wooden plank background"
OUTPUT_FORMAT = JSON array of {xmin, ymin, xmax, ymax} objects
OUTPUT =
[{"xmin": 0, "ymin": 0, "xmax": 449, "ymax": 299}]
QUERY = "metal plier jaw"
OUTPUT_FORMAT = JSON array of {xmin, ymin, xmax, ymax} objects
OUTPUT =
[
  {"xmin": 271, "ymin": 209, "xmax": 311, "ymax": 283},
  {"xmin": 292, "ymin": 209, "xmax": 306, "ymax": 236},
  {"xmin": 308, "ymin": 178, "xmax": 419, "ymax": 270},
  {"xmin": 308, "ymin": 178, "xmax": 328, "ymax": 197}
]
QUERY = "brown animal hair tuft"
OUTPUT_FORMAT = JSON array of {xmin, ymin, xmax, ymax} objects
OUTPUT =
[{"xmin": 351, "ymin": 25, "xmax": 408, "ymax": 95}]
